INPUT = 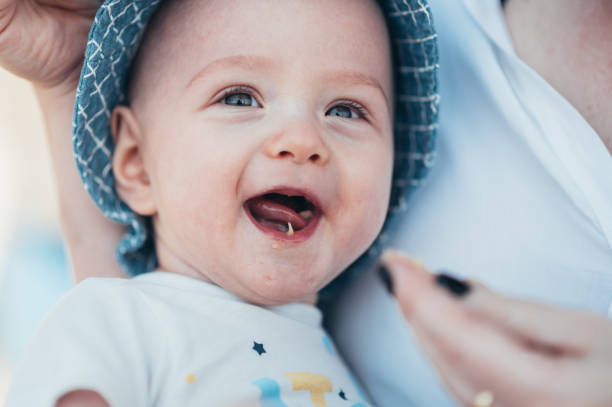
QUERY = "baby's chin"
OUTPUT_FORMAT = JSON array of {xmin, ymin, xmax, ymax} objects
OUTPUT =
[
  {"xmin": 237, "ymin": 282, "xmax": 321, "ymax": 307},
  {"xmin": 156, "ymin": 247, "xmax": 336, "ymax": 306},
  {"xmin": 243, "ymin": 289, "xmax": 319, "ymax": 307},
  {"xmin": 231, "ymin": 266, "xmax": 336, "ymax": 307}
]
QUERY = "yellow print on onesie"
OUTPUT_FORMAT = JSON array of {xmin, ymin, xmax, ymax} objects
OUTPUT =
[{"xmin": 252, "ymin": 372, "xmax": 369, "ymax": 407}]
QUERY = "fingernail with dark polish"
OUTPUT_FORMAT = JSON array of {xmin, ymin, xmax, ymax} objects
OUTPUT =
[
  {"xmin": 435, "ymin": 272, "xmax": 471, "ymax": 298},
  {"xmin": 378, "ymin": 265, "xmax": 394, "ymax": 295}
]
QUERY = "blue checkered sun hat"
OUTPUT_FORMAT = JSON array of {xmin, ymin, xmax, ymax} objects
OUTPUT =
[{"xmin": 73, "ymin": 0, "xmax": 439, "ymax": 295}]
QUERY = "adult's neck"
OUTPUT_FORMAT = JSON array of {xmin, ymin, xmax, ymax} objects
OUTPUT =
[{"xmin": 504, "ymin": 0, "xmax": 612, "ymax": 155}]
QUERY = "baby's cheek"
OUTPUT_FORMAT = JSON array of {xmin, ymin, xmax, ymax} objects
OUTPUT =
[
  {"xmin": 337, "ymin": 171, "xmax": 390, "ymax": 259},
  {"xmin": 350, "ymin": 161, "xmax": 390, "ymax": 221}
]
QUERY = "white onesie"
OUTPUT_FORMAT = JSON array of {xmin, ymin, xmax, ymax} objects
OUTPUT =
[{"xmin": 5, "ymin": 272, "xmax": 370, "ymax": 407}]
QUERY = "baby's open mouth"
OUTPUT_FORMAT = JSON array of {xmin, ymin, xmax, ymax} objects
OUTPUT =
[{"xmin": 244, "ymin": 191, "xmax": 321, "ymax": 240}]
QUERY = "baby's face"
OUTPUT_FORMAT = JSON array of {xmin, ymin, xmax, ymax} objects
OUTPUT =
[{"xmin": 118, "ymin": 0, "xmax": 394, "ymax": 305}]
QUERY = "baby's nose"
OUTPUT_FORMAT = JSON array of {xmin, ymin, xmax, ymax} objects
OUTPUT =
[{"xmin": 263, "ymin": 120, "xmax": 330, "ymax": 165}]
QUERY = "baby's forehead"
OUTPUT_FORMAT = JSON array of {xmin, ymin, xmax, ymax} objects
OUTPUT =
[{"xmin": 129, "ymin": 0, "xmax": 392, "ymax": 101}]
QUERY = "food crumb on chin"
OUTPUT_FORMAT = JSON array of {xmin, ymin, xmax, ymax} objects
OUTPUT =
[{"xmin": 271, "ymin": 243, "xmax": 280, "ymax": 249}]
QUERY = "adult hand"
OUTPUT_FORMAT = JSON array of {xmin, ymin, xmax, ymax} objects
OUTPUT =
[
  {"xmin": 380, "ymin": 250, "xmax": 612, "ymax": 407},
  {"xmin": 0, "ymin": 0, "xmax": 101, "ymax": 91}
]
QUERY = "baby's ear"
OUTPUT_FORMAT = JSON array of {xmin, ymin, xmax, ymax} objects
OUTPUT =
[{"xmin": 110, "ymin": 106, "xmax": 156, "ymax": 216}]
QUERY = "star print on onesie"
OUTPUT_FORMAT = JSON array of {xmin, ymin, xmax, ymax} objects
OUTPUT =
[{"xmin": 253, "ymin": 342, "xmax": 266, "ymax": 356}]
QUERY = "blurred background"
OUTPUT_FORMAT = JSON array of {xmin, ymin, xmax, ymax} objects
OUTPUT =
[{"xmin": 0, "ymin": 67, "xmax": 72, "ymax": 403}]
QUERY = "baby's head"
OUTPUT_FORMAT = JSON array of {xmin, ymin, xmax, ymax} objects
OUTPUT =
[
  {"xmin": 112, "ymin": 0, "xmax": 393, "ymax": 305},
  {"xmin": 73, "ymin": 0, "xmax": 438, "ymax": 306}
]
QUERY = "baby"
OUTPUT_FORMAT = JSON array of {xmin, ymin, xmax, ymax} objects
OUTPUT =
[{"xmin": 5, "ymin": 0, "xmax": 436, "ymax": 405}]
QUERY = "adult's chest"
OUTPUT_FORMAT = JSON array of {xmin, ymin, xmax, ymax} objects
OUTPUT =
[{"xmin": 504, "ymin": 0, "xmax": 612, "ymax": 154}]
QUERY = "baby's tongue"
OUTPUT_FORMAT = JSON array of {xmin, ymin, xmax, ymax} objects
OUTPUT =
[{"xmin": 249, "ymin": 197, "xmax": 307, "ymax": 230}]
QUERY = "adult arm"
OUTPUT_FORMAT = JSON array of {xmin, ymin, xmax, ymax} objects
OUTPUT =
[
  {"xmin": 0, "ymin": 0, "xmax": 125, "ymax": 281},
  {"xmin": 381, "ymin": 250, "xmax": 612, "ymax": 407}
]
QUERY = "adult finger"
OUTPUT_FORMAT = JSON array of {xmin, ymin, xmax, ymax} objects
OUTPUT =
[
  {"xmin": 38, "ymin": 0, "xmax": 103, "ymax": 12},
  {"xmin": 0, "ymin": 0, "xmax": 94, "ymax": 87},
  {"xmin": 0, "ymin": 0, "xmax": 13, "ymax": 13},
  {"xmin": 0, "ymin": 1, "xmax": 15, "ymax": 33},
  {"xmin": 463, "ymin": 282, "xmax": 609, "ymax": 354}
]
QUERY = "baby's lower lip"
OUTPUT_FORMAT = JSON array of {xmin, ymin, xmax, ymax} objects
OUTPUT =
[{"xmin": 243, "ymin": 204, "xmax": 321, "ymax": 243}]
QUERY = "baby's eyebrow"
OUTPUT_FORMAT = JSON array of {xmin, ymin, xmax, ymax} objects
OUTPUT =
[
  {"xmin": 320, "ymin": 70, "xmax": 391, "ymax": 108},
  {"xmin": 187, "ymin": 55, "xmax": 275, "ymax": 88}
]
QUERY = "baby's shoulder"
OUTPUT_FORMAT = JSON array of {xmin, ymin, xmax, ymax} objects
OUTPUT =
[
  {"xmin": 54, "ymin": 273, "xmax": 224, "ymax": 328},
  {"xmin": 57, "ymin": 276, "xmax": 150, "ymax": 310},
  {"xmin": 41, "ymin": 276, "xmax": 167, "ymax": 337}
]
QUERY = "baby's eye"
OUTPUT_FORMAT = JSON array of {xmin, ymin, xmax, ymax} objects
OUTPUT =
[
  {"xmin": 326, "ymin": 103, "xmax": 366, "ymax": 119},
  {"xmin": 222, "ymin": 92, "xmax": 261, "ymax": 107}
]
